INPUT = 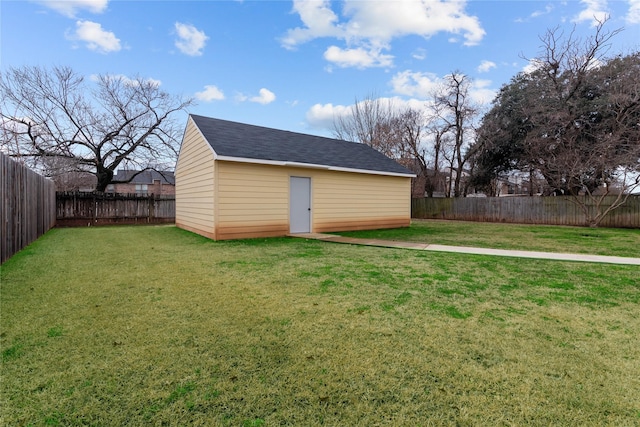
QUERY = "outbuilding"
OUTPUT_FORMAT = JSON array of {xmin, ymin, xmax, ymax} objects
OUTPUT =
[{"xmin": 175, "ymin": 114, "xmax": 415, "ymax": 240}]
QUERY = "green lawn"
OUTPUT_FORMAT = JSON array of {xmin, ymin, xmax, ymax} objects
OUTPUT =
[
  {"xmin": 1, "ymin": 225, "xmax": 639, "ymax": 426},
  {"xmin": 338, "ymin": 220, "xmax": 640, "ymax": 257}
]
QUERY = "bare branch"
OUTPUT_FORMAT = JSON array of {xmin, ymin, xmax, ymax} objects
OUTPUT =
[{"xmin": 0, "ymin": 66, "xmax": 194, "ymax": 191}]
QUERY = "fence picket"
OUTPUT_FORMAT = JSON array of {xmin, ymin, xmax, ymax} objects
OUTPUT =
[
  {"xmin": 412, "ymin": 195, "xmax": 640, "ymax": 228},
  {"xmin": 55, "ymin": 192, "xmax": 175, "ymax": 226},
  {"xmin": 1, "ymin": 153, "xmax": 56, "ymax": 264}
]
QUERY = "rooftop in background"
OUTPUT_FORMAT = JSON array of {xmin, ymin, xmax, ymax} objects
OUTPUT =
[
  {"xmin": 190, "ymin": 114, "xmax": 414, "ymax": 177},
  {"xmin": 113, "ymin": 170, "xmax": 175, "ymax": 185}
]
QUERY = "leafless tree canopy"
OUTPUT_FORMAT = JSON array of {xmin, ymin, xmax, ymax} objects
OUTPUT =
[
  {"xmin": 0, "ymin": 65, "xmax": 193, "ymax": 191},
  {"xmin": 332, "ymin": 95, "xmax": 430, "ymax": 194},
  {"xmin": 332, "ymin": 80, "xmax": 481, "ymax": 198},
  {"xmin": 332, "ymin": 94, "xmax": 405, "ymax": 160},
  {"xmin": 431, "ymin": 72, "xmax": 480, "ymax": 197}
]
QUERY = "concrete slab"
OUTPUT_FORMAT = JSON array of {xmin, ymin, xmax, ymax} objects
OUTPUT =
[
  {"xmin": 290, "ymin": 233, "xmax": 640, "ymax": 265},
  {"xmin": 423, "ymin": 244, "xmax": 640, "ymax": 265}
]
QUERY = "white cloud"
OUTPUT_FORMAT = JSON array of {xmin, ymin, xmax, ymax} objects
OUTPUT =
[
  {"xmin": 68, "ymin": 20, "xmax": 121, "ymax": 53},
  {"xmin": 306, "ymin": 97, "xmax": 426, "ymax": 132},
  {"xmin": 174, "ymin": 22, "xmax": 208, "ymax": 56},
  {"xmin": 470, "ymin": 79, "xmax": 496, "ymax": 105},
  {"xmin": 250, "ymin": 88, "xmax": 276, "ymax": 105},
  {"xmin": 522, "ymin": 59, "xmax": 540, "ymax": 74},
  {"xmin": 282, "ymin": 0, "xmax": 485, "ymax": 47},
  {"xmin": 234, "ymin": 88, "xmax": 275, "ymax": 104},
  {"xmin": 282, "ymin": 0, "xmax": 485, "ymax": 69},
  {"xmin": 530, "ymin": 3, "xmax": 555, "ymax": 19},
  {"xmin": 391, "ymin": 70, "xmax": 495, "ymax": 105},
  {"xmin": 323, "ymin": 45, "xmax": 393, "ymax": 68},
  {"xmin": 477, "ymin": 60, "xmax": 497, "ymax": 73},
  {"xmin": 145, "ymin": 78, "xmax": 162, "ymax": 87},
  {"xmin": 281, "ymin": 0, "xmax": 343, "ymax": 48},
  {"xmin": 390, "ymin": 70, "xmax": 441, "ymax": 98},
  {"xmin": 412, "ymin": 48, "xmax": 427, "ymax": 60},
  {"xmin": 628, "ymin": 0, "xmax": 640, "ymax": 23},
  {"xmin": 195, "ymin": 85, "xmax": 225, "ymax": 102},
  {"xmin": 307, "ymin": 69, "xmax": 497, "ymax": 132},
  {"xmin": 90, "ymin": 74, "xmax": 161, "ymax": 87},
  {"xmin": 35, "ymin": 0, "xmax": 108, "ymax": 17},
  {"xmin": 306, "ymin": 103, "xmax": 350, "ymax": 130},
  {"xmin": 573, "ymin": 0, "xmax": 610, "ymax": 26},
  {"xmin": 342, "ymin": 0, "xmax": 485, "ymax": 45}
]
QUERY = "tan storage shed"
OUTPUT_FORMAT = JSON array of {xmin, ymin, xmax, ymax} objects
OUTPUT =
[{"xmin": 175, "ymin": 114, "xmax": 415, "ymax": 240}]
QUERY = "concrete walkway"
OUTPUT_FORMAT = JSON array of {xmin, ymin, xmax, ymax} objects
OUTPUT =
[{"xmin": 291, "ymin": 233, "xmax": 640, "ymax": 266}]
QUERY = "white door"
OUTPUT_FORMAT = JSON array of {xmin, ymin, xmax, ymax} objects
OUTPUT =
[{"xmin": 290, "ymin": 177, "xmax": 311, "ymax": 233}]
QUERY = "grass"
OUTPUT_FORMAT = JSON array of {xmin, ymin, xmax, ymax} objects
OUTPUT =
[
  {"xmin": 337, "ymin": 219, "xmax": 640, "ymax": 257},
  {"xmin": 1, "ymin": 224, "xmax": 639, "ymax": 426}
]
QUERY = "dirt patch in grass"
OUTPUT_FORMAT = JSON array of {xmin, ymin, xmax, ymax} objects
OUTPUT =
[{"xmin": 1, "ymin": 226, "xmax": 639, "ymax": 425}]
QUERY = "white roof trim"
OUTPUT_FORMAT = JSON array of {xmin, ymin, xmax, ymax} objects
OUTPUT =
[{"xmin": 215, "ymin": 155, "xmax": 416, "ymax": 178}]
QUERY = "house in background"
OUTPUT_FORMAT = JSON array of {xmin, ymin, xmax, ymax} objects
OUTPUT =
[
  {"xmin": 107, "ymin": 170, "xmax": 175, "ymax": 196},
  {"xmin": 175, "ymin": 114, "xmax": 415, "ymax": 241},
  {"xmin": 53, "ymin": 171, "xmax": 96, "ymax": 192}
]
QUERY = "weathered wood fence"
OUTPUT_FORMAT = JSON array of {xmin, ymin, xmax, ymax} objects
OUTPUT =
[
  {"xmin": 1, "ymin": 153, "xmax": 57, "ymax": 264},
  {"xmin": 412, "ymin": 195, "xmax": 640, "ymax": 228},
  {"xmin": 56, "ymin": 192, "xmax": 175, "ymax": 227}
]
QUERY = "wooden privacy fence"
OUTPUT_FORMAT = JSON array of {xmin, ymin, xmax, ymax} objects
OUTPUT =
[
  {"xmin": 412, "ymin": 195, "xmax": 640, "ymax": 228},
  {"xmin": 56, "ymin": 192, "xmax": 175, "ymax": 227},
  {"xmin": 1, "ymin": 153, "xmax": 57, "ymax": 264}
]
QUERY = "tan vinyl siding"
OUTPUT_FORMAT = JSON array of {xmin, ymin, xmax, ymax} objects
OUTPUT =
[
  {"xmin": 215, "ymin": 161, "xmax": 289, "ymax": 240},
  {"xmin": 214, "ymin": 161, "xmax": 411, "ymax": 239},
  {"xmin": 175, "ymin": 119, "xmax": 216, "ymax": 239},
  {"xmin": 313, "ymin": 172, "xmax": 411, "ymax": 232}
]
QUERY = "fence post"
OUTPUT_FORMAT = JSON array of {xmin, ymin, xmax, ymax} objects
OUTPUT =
[{"xmin": 149, "ymin": 194, "xmax": 155, "ymax": 223}]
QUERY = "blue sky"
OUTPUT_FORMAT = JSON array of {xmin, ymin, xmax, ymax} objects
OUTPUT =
[{"xmin": 1, "ymin": 0, "xmax": 639, "ymax": 137}]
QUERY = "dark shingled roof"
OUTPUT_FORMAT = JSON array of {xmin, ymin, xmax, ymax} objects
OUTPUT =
[
  {"xmin": 114, "ymin": 170, "xmax": 175, "ymax": 185},
  {"xmin": 190, "ymin": 114, "xmax": 413, "ymax": 176}
]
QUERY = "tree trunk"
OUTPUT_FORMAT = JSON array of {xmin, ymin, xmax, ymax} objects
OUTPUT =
[
  {"xmin": 95, "ymin": 167, "xmax": 114, "ymax": 192},
  {"xmin": 454, "ymin": 167, "xmax": 462, "ymax": 197}
]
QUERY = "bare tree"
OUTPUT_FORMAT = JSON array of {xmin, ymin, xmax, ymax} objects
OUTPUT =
[
  {"xmin": 40, "ymin": 156, "xmax": 96, "ymax": 191},
  {"xmin": 332, "ymin": 94, "xmax": 435, "ymax": 197},
  {"xmin": 413, "ymin": 105, "xmax": 450, "ymax": 197},
  {"xmin": 0, "ymin": 65, "xmax": 193, "ymax": 191},
  {"xmin": 432, "ymin": 72, "xmax": 480, "ymax": 197},
  {"xmin": 333, "ymin": 85, "xmax": 481, "ymax": 198},
  {"xmin": 389, "ymin": 107, "xmax": 428, "ymax": 195},
  {"xmin": 332, "ymin": 94, "xmax": 404, "ymax": 159}
]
